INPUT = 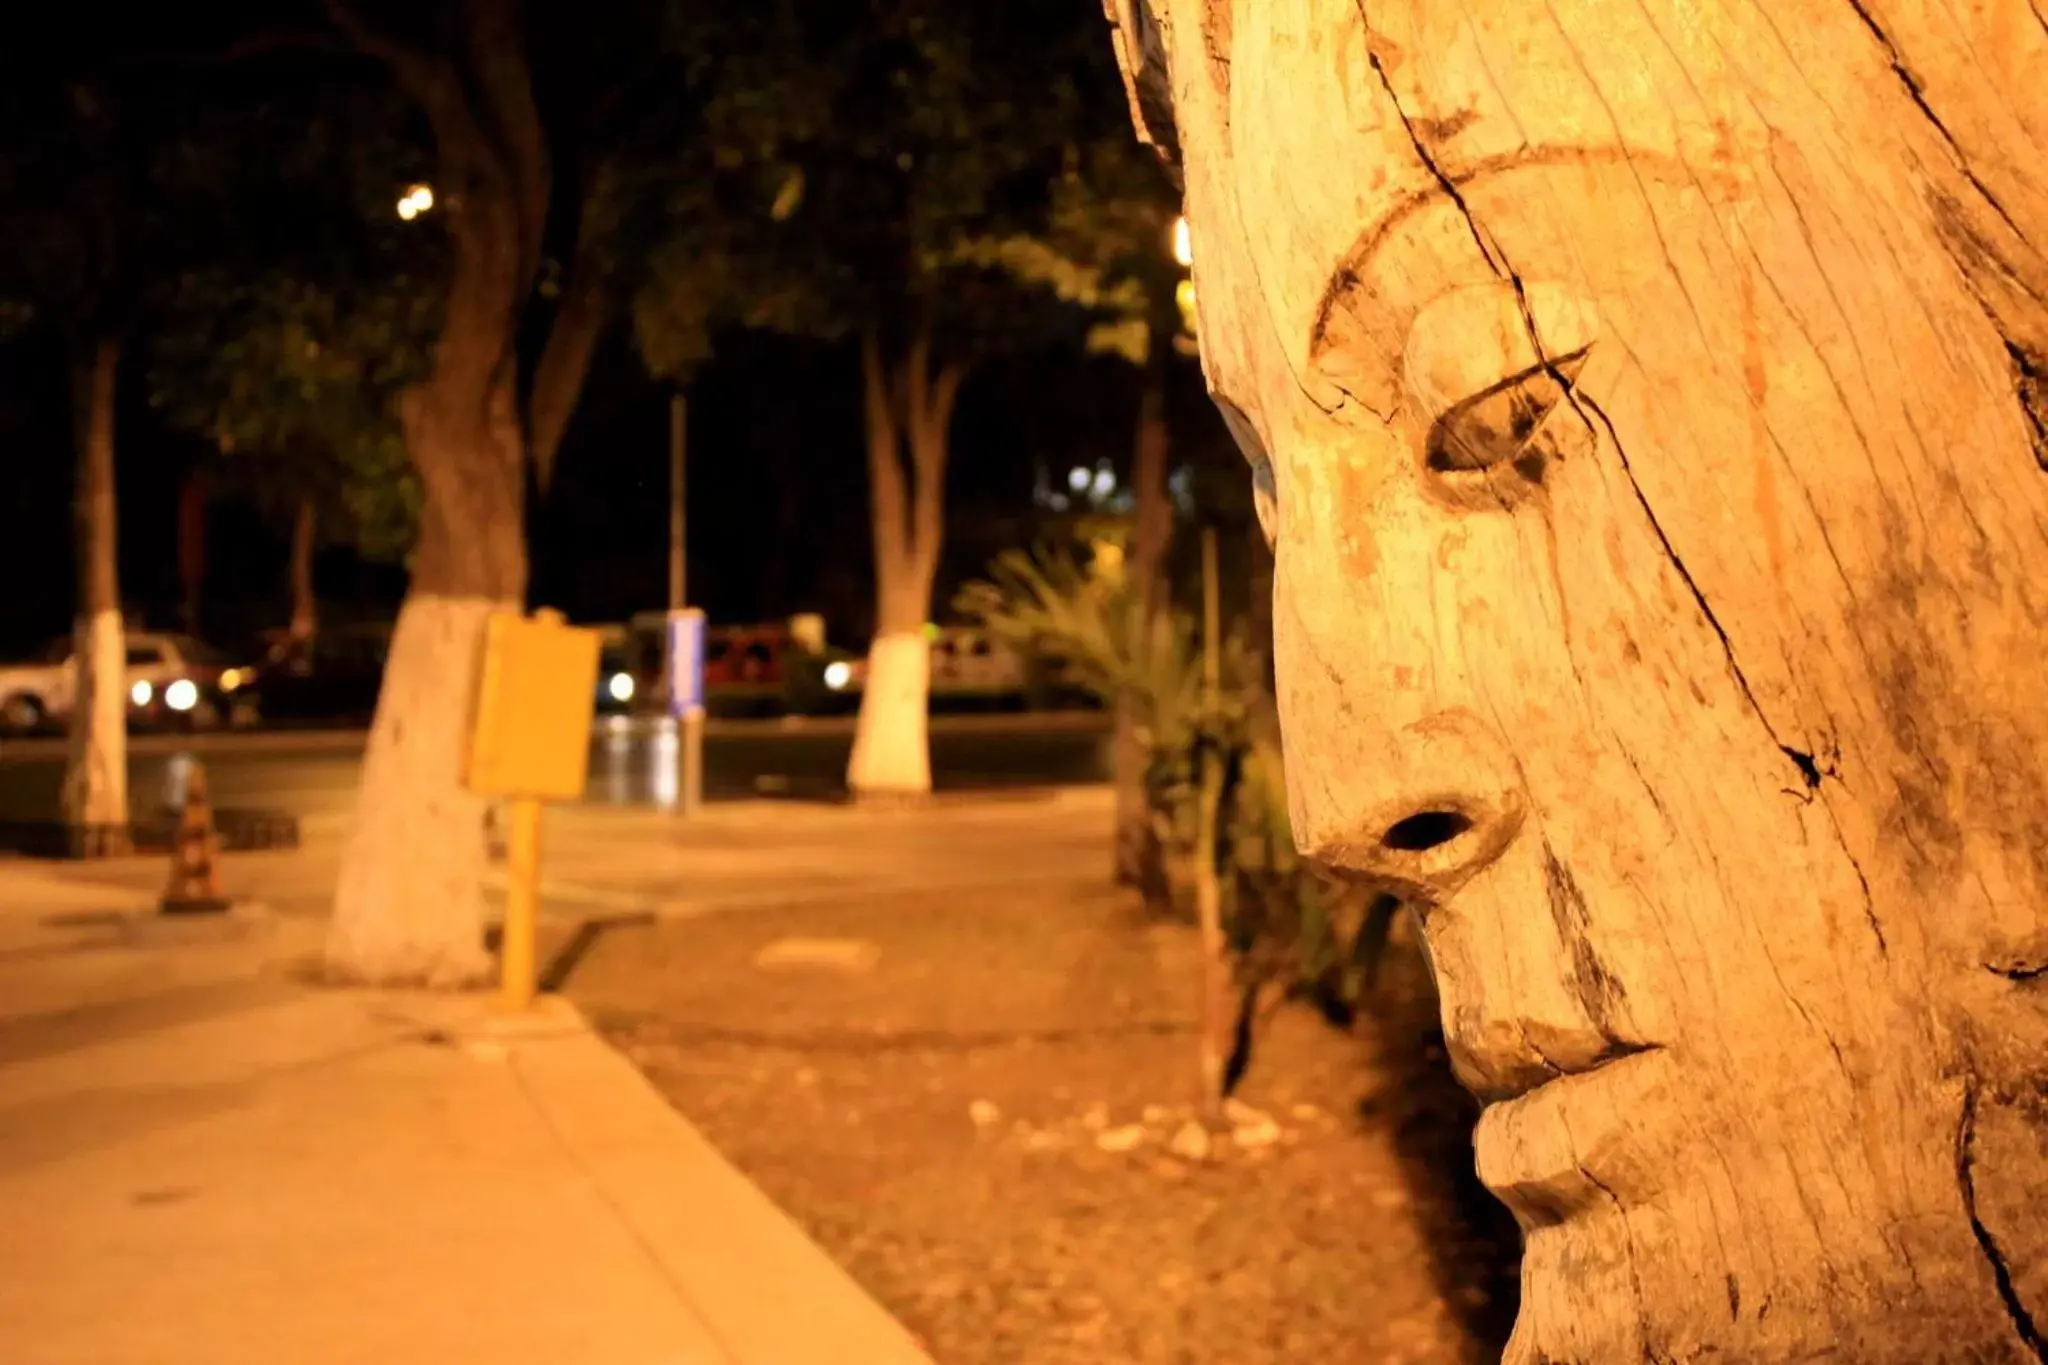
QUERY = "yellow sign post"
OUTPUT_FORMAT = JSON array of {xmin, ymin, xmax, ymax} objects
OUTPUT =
[{"xmin": 466, "ymin": 607, "xmax": 601, "ymax": 1012}]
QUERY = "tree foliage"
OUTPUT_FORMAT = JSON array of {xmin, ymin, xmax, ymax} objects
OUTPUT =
[{"xmin": 632, "ymin": 0, "xmax": 1133, "ymax": 367}]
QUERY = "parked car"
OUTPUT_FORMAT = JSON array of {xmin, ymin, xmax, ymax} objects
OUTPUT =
[
  {"xmin": 0, "ymin": 632, "xmax": 259, "ymax": 735},
  {"xmin": 126, "ymin": 634, "xmax": 263, "ymax": 731},
  {"xmin": 0, "ymin": 639, "xmax": 75, "ymax": 733},
  {"xmin": 244, "ymin": 625, "xmax": 392, "ymax": 725}
]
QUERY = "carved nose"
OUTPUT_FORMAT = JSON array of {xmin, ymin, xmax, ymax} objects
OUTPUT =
[{"xmin": 1290, "ymin": 714, "xmax": 1528, "ymax": 903}]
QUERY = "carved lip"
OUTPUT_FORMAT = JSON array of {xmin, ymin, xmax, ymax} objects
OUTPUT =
[
  {"xmin": 1450, "ymin": 1027, "xmax": 1662, "ymax": 1107},
  {"xmin": 1471, "ymin": 1044, "xmax": 1677, "ymax": 1224}
]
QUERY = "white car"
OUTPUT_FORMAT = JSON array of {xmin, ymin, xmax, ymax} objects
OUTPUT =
[
  {"xmin": 0, "ymin": 632, "xmax": 257, "ymax": 735},
  {"xmin": 0, "ymin": 639, "xmax": 74, "ymax": 733}
]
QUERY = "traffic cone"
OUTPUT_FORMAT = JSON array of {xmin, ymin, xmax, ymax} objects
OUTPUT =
[{"xmin": 161, "ymin": 760, "xmax": 231, "ymax": 916}]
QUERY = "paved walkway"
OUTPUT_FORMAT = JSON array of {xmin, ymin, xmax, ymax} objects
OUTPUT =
[{"xmin": 0, "ymin": 800, "xmax": 1042, "ymax": 1364}]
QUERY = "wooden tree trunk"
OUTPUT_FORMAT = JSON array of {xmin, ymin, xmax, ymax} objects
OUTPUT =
[
  {"xmin": 847, "ymin": 328, "xmax": 963, "ymax": 801},
  {"xmin": 287, "ymin": 496, "xmax": 318, "ymax": 645},
  {"xmin": 324, "ymin": 0, "xmax": 543, "ymax": 986},
  {"xmin": 1109, "ymin": 0, "xmax": 2048, "ymax": 1359},
  {"xmin": 62, "ymin": 335, "xmax": 128, "ymax": 855},
  {"xmin": 1114, "ymin": 316, "xmax": 1174, "ymax": 908}
]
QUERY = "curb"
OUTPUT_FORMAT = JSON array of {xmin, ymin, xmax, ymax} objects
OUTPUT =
[{"xmin": 435, "ymin": 994, "xmax": 937, "ymax": 1365}]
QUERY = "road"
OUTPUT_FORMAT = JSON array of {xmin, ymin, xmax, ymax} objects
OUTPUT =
[{"xmin": 0, "ymin": 713, "xmax": 1114, "ymax": 825}]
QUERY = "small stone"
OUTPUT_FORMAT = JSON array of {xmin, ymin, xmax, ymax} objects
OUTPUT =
[
  {"xmin": 969, "ymin": 1099, "xmax": 1001, "ymax": 1128},
  {"xmin": 462, "ymin": 1040, "xmax": 508, "ymax": 1063},
  {"xmin": 1142, "ymin": 1104, "xmax": 1172, "ymax": 1124},
  {"xmin": 1023, "ymin": 1128, "xmax": 1068, "ymax": 1153},
  {"xmin": 1223, "ymin": 1097, "xmax": 1268, "ymax": 1127},
  {"xmin": 1374, "ymin": 1186, "xmax": 1410, "ymax": 1210},
  {"xmin": 1166, "ymin": 1120, "xmax": 1213, "ymax": 1162},
  {"xmin": 794, "ymin": 1066, "xmax": 820, "ymax": 1087},
  {"xmin": 1094, "ymin": 1123, "xmax": 1147, "ymax": 1153},
  {"xmin": 1080, "ymin": 1101, "xmax": 1110, "ymax": 1130},
  {"xmin": 1290, "ymin": 1102, "xmax": 1324, "ymax": 1122},
  {"xmin": 1232, "ymin": 1113, "xmax": 1284, "ymax": 1149}
]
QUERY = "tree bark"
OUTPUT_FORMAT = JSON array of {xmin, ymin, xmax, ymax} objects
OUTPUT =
[
  {"xmin": 62, "ymin": 335, "xmax": 128, "ymax": 855},
  {"xmin": 1113, "ymin": 1, "xmax": 2048, "ymax": 1360},
  {"xmin": 324, "ymin": 0, "xmax": 541, "ymax": 986},
  {"xmin": 1114, "ymin": 304, "xmax": 1175, "ymax": 908},
  {"xmin": 287, "ymin": 495, "xmax": 317, "ymax": 645},
  {"xmin": 847, "ymin": 326, "xmax": 963, "ymax": 800}
]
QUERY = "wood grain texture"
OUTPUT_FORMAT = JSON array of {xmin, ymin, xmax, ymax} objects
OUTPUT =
[{"xmin": 1109, "ymin": 0, "xmax": 2048, "ymax": 1358}]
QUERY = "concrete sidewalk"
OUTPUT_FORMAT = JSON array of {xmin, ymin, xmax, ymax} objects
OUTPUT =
[{"xmin": 0, "ymin": 863, "xmax": 936, "ymax": 1364}]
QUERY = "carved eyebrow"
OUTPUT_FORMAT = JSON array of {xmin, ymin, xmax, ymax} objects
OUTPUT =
[{"xmin": 1306, "ymin": 144, "xmax": 1650, "ymax": 362}]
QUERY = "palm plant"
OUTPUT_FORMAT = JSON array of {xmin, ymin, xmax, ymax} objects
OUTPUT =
[{"xmin": 957, "ymin": 541, "xmax": 1399, "ymax": 1092}]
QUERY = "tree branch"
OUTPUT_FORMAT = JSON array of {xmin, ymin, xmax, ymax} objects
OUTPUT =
[
  {"xmin": 459, "ymin": 0, "xmax": 549, "ymax": 285},
  {"xmin": 909, "ymin": 353, "xmax": 965, "ymax": 575},
  {"xmin": 528, "ymin": 173, "xmax": 611, "ymax": 490},
  {"xmin": 320, "ymin": 0, "xmax": 455, "ymax": 109},
  {"xmin": 862, "ymin": 330, "xmax": 912, "ymax": 589}
]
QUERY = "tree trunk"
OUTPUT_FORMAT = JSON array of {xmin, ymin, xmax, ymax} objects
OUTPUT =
[
  {"xmin": 847, "ymin": 327, "xmax": 963, "ymax": 800},
  {"xmin": 324, "ymin": 0, "xmax": 543, "ymax": 986},
  {"xmin": 1112, "ymin": 0, "xmax": 2048, "ymax": 1359},
  {"xmin": 1114, "ymin": 309, "xmax": 1175, "ymax": 907},
  {"xmin": 287, "ymin": 496, "xmax": 318, "ymax": 645},
  {"xmin": 327, "ymin": 367, "xmax": 525, "ymax": 986},
  {"xmin": 62, "ymin": 335, "xmax": 128, "ymax": 855}
]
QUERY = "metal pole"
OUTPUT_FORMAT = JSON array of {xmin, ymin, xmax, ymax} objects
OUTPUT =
[
  {"xmin": 668, "ymin": 391, "xmax": 703, "ymax": 815},
  {"xmin": 669, "ymin": 390, "xmax": 687, "ymax": 615}
]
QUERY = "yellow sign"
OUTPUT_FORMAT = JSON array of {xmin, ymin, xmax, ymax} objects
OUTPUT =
[{"xmin": 466, "ymin": 609, "xmax": 601, "ymax": 801}]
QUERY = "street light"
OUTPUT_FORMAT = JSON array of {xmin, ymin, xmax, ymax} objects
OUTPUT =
[{"xmin": 396, "ymin": 183, "xmax": 435, "ymax": 221}]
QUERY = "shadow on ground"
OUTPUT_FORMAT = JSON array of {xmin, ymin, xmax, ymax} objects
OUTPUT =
[{"xmin": 1360, "ymin": 934, "xmax": 1523, "ymax": 1354}]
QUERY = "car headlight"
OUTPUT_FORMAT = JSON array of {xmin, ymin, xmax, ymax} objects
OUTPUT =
[
  {"xmin": 130, "ymin": 680, "xmax": 153, "ymax": 707},
  {"xmin": 823, "ymin": 661, "xmax": 852, "ymax": 691},
  {"xmin": 606, "ymin": 671, "xmax": 635, "ymax": 703},
  {"xmin": 164, "ymin": 679, "xmax": 200, "ymax": 712}
]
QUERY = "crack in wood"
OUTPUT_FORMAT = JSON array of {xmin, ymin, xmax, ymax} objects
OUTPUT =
[
  {"xmin": 1840, "ymin": 0, "xmax": 2030, "ymax": 248},
  {"xmin": 1957, "ymin": 1079, "xmax": 2048, "ymax": 1359},
  {"xmin": 2009, "ymin": 342, "xmax": 2048, "ymax": 473},
  {"xmin": 1358, "ymin": 2, "xmax": 1508, "ymax": 278}
]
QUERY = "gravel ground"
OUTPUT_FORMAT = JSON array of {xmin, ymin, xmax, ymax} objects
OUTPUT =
[{"xmin": 567, "ymin": 880, "xmax": 1520, "ymax": 1364}]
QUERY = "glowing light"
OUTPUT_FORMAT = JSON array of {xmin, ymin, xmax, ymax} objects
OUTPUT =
[
  {"xmin": 607, "ymin": 671, "xmax": 636, "ymax": 703},
  {"xmin": 219, "ymin": 668, "xmax": 244, "ymax": 692},
  {"xmin": 397, "ymin": 183, "xmax": 435, "ymax": 220},
  {"xmin": 823, "ymin": 661, "xmax": 853, "ymax": 691},
  {"xmin": 129, "ymin": 680, "xmax": 152, "ymax": 707},
  {"xmin": 1172, "ymin": 215, "xmax": 1193, "ymax": 268},
  {"xmin": 1091, "ymin": 467, "xmax": 1116, "ymax": 499},
  {"xmin": 1067, "ymin": 466, "xmax": 1091, "ymax": 493},
  {"xmin": 164, "ymin": 679, "xmax": 200, "ymax": 712},
  {"xmin": 1176, "ymin": 278, "xmax": 1199, "ymax": 333}
]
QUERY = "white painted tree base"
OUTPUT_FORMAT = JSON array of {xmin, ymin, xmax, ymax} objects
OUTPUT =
[
  {"xmin": 846, "ymin": 632, "xmax": 932, "ymax": 799},
  {"xmin": 326, "ymin": 594, "xmax": 501, "ymax": 986},
  {"xmin": 61, "ymin": 608, "xmax": 127, "ymax": 831}
]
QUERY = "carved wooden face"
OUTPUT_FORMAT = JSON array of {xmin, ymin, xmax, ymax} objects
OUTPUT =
[{"xmin": 1111, "ymin": 0, "xmax": 2048, "ymax": 1357}]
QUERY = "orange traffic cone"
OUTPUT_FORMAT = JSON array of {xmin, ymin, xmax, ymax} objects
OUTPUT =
[{"xmin": 161, "ymin": 761, "xmax": 231, "ymax": 916}]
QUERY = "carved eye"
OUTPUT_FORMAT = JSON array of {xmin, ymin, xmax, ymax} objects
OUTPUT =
[{"xmin": 1426, "ymin": 349, "xmax": 1590, "ymax": 493}]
